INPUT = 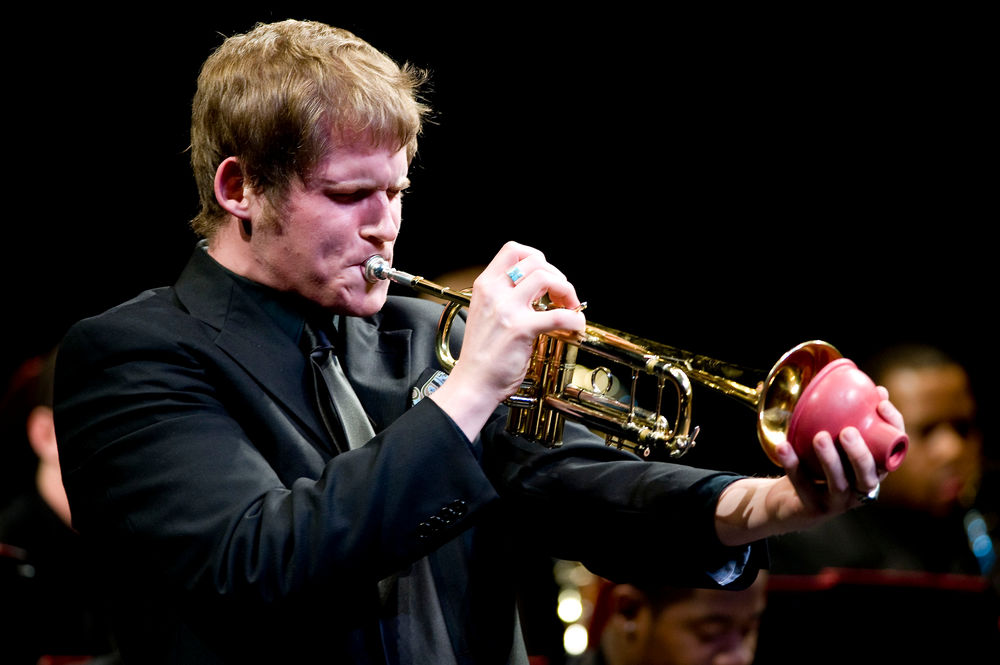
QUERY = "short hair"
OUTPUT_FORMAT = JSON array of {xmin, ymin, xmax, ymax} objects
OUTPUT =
[
  {"xmin": 863, "ymin": 343, "xmax": 963, "ymax": 386},
  {"xmin": 642, "ymin": 584, "xmax": 696, "ymax": 613},
  {"xmin": 189, "ymin": 19, "xmax": 430, "ymax": 238}
]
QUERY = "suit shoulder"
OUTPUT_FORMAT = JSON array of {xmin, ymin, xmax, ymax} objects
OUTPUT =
[{"xmin": 60, "ymin": 286, "xmax": 206, "ymax": 356}]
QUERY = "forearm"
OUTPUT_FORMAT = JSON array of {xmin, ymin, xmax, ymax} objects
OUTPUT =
[
  {"xmin": 716, "ymin": 422, "xmax": 895, "ymax": 547},
  {"xmin": 714, "ymin": 475, "xmax": 819, "ymax": 547}
]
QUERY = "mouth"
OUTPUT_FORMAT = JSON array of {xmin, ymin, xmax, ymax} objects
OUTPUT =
[
  {"xmin": 938, "ymin": 475, "xmax": 966, "ymax": 502},
  {"xmin": 361, "ymin": 254, "xmax": 392, "ymax": 284}
]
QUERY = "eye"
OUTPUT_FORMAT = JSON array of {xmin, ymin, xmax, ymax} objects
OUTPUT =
[
  {"xmin": 691, "ymin": 619, "xmax": 731, "ymax": 643},
  {"xmin": 326, "ymin": 187, "xmax": 407, "ymax": 204},
  {"xmin": 327, "ymin": 189, "xmax": 370, "ymax": 204},
  {"xmin": 950, "ymin": 418, "xmax": 976, "ymax": 439}
]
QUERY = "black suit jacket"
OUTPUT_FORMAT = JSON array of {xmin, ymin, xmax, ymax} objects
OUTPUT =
[{"xmin": 54, "ymin": 245, "xmax": 761, "ymax": 664}]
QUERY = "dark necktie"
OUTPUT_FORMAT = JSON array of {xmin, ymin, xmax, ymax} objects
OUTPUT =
[
  {"xmin": 304, "ymin": 323, "xmax": 457, "ymax": 663},
  {"xmin": 302, "ymin": 321, "xmax": 376, "ymax": 453}
]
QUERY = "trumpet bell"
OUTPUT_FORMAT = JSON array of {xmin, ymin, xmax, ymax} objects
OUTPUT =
[{"xmin": 757, "ymin": 341, "xmax": 844, "ymax": 466}]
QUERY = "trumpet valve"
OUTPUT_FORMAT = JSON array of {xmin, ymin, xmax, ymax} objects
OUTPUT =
[{"xmin": 667, "ymin": 425, "xmax": 700, "ymax": 458}]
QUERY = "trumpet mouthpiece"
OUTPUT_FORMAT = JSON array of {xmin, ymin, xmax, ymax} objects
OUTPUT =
[{"xmin": 364, "ymin": 255, "xmax": 390, "ymax": 283}]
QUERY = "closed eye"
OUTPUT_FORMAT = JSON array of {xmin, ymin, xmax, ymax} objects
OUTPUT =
[
  {"xmin": 326, "ymin": 186, "xmax": 407, "ymax": 204},
  {"xmin": 327, "ymin": 189, "xmax": 372, "ymax": 204}
]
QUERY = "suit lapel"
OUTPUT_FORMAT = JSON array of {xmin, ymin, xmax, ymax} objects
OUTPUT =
[
  {"xmin": 341, "ymin": 312, "xmax": 413, "ymax": 433},
  {"xmin": 173, "ymin": 246, "xmax": 336, "ymax": 453},
  {"xmin": 173, "ymin": 245, "xmax": 420, "ymax": 451}
]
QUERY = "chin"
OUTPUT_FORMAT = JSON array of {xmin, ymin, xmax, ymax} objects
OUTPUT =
[
  {"xmin": 331, "ymin": 285, "xmax": 389, "ymax": 318},
  {"xmin": 351, "ymin": 299, "xmax": 388, "ymax": 318}
]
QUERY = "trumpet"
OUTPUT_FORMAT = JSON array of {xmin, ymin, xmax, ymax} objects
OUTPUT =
[{"xmin": 364, "ymin": 256, "xmax": 907, "ymax": 469}]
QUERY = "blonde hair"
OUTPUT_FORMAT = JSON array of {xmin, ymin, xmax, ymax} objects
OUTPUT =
[{"xmin": 189, "ymin": 19, "xmax": 429, "ymax": 238}]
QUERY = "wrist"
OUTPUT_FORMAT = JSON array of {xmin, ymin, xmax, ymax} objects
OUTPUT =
[{"xmin": 428, "ymin": 370, "xmax": 504, "ymax": 441}]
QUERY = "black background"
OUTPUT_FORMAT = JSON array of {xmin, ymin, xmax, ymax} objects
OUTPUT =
[{"xmin": 4, "ymin": 5, "xmax": 994, "ymax": 474}]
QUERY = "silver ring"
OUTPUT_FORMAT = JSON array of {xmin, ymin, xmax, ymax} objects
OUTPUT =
[
  {"xmin": 506, "ymin": 265, "xmax": 525, "ymax": 284},
  {"xmin": 857, "ymin": 482, "xmax": 881, "ymax": 505}
]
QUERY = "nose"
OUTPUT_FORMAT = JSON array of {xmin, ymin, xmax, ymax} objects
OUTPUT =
[
  {"xmin": 713, "ymin": 636, "xmax": 757, "ymax": 665},
  {"xmin": 714, "ymin": 644, "xmax": 755, "ymax": 665},
  {"xmin": 929, "ymin": 424, "xmax": 968, "ymax": 465},
  {"xmin": 361, "ymin": 191, "xmax": 400, "ymax": 244}
]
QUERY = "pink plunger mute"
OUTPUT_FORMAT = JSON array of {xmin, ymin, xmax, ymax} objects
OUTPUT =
[{"xmin": 787, "ymin": 358, "xmax": 909, "ymax": 476}]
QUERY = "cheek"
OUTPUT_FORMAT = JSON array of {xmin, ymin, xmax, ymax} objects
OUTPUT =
[
  {"xmin": 293, "ymin": 227, "xmax": 353, "ymax": 277},
  {"xmin": 895, "ymin": 445, "xmax": 933, "ymax": 479},
  {"xmin": 385, "ymin": 203, "xmax": 403, "ymax": 234}
]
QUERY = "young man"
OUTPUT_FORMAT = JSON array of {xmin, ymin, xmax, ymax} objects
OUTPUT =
[
  {"xmin": 54, "ymin": 20, "xmax": 896, "ymax": 664},
  {"xmin": 576, "ymin": 573, "xmax": 769, "ymax": 665}
]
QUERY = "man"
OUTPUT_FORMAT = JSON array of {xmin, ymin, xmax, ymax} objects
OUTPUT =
[
  {"xmin": 869, "ymin": 345, "xmax": 984, "ymax": 525},
  {"xmin": 1, "ymin": 350, "xmax": 119, "ymax": 663},
  {"xmin": 575, "ymin": 573, "xmax": 768, "ymax": 665},
  {"xmin": 53, "ymin": 19, "xmax": 895, "ymax": 664}
]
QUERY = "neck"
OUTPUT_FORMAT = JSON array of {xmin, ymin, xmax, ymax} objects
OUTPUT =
[{"xmin": 207, "ymin": 220, "xmax": 260, "ymax": 281}]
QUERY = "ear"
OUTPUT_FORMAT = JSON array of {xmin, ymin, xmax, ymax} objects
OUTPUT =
[
  {"xmin": 605, "ymin": 584, "xmax": 651, "ymax": 654},
  {"xmin": 213, "ymin": 156, "xmax": 253, "ymax": 221},
  {"xmin": 611, "ymin": 584, "xmax": 647, "ymax": 621},
  {"xmin": 26, "ymin": 405, "xmax": 58, "ymax": 464}
]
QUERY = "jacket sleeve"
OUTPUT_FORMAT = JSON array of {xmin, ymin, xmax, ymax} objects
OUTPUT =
[
  {"xmin": 389, "ymin": 296, "xmax": 765, "ymax": 590},
  {"xmin": 479, "ymin": 417, "xmax": 766, "ymax": 589}
]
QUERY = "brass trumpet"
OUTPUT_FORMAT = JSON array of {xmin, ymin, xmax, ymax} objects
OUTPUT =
[{"xmin": 363, "ymin": 256, "xmax": 891, "ymax": 466}]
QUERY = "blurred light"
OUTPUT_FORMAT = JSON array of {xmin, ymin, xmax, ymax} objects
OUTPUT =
[
  {"xmin": 563, "ymin": 623, "xmax": 589, "ymax": 655},
  {"xmin": 966, "ymin": 515, "xmax": 987, "ymax": 539},
  {"xmin": 554, "ymin": 559, "xmax": 595, "ymax": 588},
  {"xmin": 965, "ymin": 509, "xmax": 996, "ymax": 575},
  {"xmin": 557, "ymin": 589, "xmax": 584, "ymax": 623}
]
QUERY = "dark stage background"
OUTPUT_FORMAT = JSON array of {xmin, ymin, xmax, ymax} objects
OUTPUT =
[
  {"xmin": 2, "ymin": 7, "xmax": 996, "ymax": 664},
  {"xmin": 5, "ymin": 6, "xmax": 994, "ymax": 474}
]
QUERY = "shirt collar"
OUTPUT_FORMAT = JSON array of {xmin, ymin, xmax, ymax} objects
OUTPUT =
[{"xmin": 199, "ymin": 243, "xmax": 338, "ymax": 346}]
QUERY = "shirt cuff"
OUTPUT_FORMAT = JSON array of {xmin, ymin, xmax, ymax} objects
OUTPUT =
[{"xmin": 707, "ymin": 545, "xmax": 752, "ymax": 586}]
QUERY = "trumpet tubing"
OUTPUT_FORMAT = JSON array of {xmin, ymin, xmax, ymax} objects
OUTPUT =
[{"xmin": 363, "ymin": 255, "xmax": 842, "ymax": 462}]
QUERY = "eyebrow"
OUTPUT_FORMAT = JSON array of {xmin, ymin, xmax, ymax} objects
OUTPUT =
[
  {"xmin": 693, "ymin": 609, "xmax": 765, "ymax": 627},
  {"xmin": 316, "ymin": 176, "xmax": 411, "ymax": 190}
]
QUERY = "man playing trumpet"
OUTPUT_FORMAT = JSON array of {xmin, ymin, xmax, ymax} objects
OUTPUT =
[{"xmin": 54, "ymin": 19, "xmax": 898, "ymax": 664}]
